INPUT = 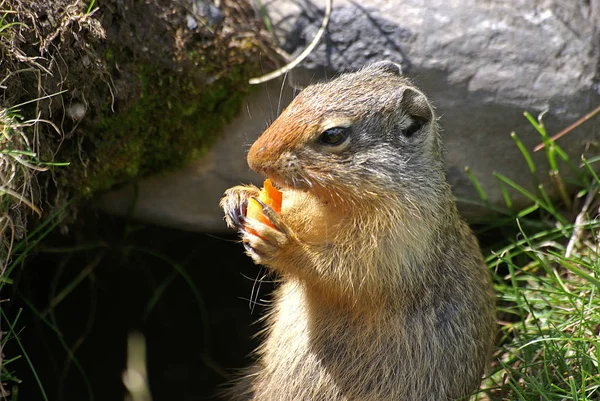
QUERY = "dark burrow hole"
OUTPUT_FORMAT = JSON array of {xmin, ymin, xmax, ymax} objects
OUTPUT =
[{"xmin": 5, "ymin": 211, "xmax": 275, "ymax": 401}]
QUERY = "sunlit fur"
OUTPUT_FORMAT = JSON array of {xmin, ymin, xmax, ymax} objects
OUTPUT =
[{"xmin": 221, "ymin": 61, "xmax": 496, "ymax": 401}]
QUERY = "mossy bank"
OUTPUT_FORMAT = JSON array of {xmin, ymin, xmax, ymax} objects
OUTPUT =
[{"xmin": 0, "ymin": 0, "xmax": 274, "ymax": 228}]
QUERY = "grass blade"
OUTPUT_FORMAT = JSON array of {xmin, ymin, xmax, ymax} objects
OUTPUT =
[
  {"xmin": 1, "ymin": 309, "xmax": 49, "ymax": 401},
  {"xmin": 464, "ymin": 166, "xmax": 489, "ymax": 205}
]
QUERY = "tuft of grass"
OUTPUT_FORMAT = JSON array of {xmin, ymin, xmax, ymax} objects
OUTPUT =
[
  {"xmin": 0, "ymin": 92, "xmax": 69, "ymax": 262},
  {"xmin": 470, "ymin": 109, "xmax": 600, "ymax": 400}
]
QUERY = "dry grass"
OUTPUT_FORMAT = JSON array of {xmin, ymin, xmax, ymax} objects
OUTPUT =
[{"xmin": 0, "ymin": 104, "xmax": 65, "ymax": 265}]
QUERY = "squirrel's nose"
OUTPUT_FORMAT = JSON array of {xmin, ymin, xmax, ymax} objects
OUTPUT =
[
  {"xmin": 247, "ymin": 143, "xmax": 267, "ymax": 173},
  {"xmin": 247, "ymin": 107, "xmax": 305, "ymax": 173},
  {"xmin": 247, "ymin": 129, "xmax": 282, "ymax": 174},
  {"xmin": 248, "ymin": 153, "xmax": 276, "ymax": 177}
]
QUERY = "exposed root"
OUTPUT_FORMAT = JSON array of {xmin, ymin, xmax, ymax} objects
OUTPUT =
[{"xmin": 249, "ymin": 0, "xmax": 332, "ymax": 85}]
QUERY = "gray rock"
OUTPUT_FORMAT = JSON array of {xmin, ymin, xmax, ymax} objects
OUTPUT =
[
  {"xmin": 188, "ymin": 0, "xmax": 224, "ymax": 28},
  {"xmin": 99, "ymin": 0, "xmax": 600, "ymax": 231}
]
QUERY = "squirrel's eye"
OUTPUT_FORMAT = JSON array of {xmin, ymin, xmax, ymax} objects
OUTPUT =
[{"xmin": 318, "ymin": 127, "xmax": 349, "ymax": 146}]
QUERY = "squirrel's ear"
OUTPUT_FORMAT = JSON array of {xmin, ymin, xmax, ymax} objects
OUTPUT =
[
  {"xmin": 399, "ymin": 87, "xmax": 433, "ymax": 122},
  {"xmin": 368, "ymin": 60, "xmax": 403, "ymax": 76}
]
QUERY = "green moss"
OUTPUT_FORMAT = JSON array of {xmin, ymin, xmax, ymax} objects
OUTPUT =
[{"xmin": 78, "ymin": 56, "xmax": 258, "ymax": 196}]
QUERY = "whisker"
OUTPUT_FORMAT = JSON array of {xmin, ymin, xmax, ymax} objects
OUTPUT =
[{"xmin": 277, "ymin": 71, "xmax": 289, "ymax": 116}]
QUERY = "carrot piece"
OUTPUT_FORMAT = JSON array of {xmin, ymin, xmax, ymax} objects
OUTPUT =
[
  {"xmin": 261, "ymin": 179, "xmax": 282, "ymax": 213},
  {"xmin": 246, "ymin": 179, "xmax": 282, "ymax": 233}
]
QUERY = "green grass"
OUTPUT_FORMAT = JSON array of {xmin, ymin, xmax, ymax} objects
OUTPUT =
[
  {"xmin": 471, "ymin": 111, "xmax": 600, "ymax": 400},
  {"xmin": 85, "ymin": 0, "xmax": 96, "ymax": 15}
]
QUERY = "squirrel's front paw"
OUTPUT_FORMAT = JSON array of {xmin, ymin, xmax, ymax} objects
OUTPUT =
[
  {"xmin": 221, "ymin": 186, "xmax": 293, "ymax": 265},
  {"xmin": 240, "ymin": 198, "xmax": 293, "ymax": 265},
  {"xmin": 220, "ymin": 185, "xmax": 260, "ymax": 231}
]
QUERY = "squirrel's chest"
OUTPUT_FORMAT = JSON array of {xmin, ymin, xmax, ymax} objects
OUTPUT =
[{"xmin": 258, "ymin": 284, "xmax": 408, "ymax": 400}]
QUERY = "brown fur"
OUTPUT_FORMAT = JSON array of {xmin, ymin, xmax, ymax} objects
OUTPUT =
[{"xmin": 220, "ymin": 61, "xmax": 495, "ymax": 401}]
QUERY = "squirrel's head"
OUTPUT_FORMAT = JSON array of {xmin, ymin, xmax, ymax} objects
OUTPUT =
[{"xmin": 247, "ymin": 61, "xmax": 447, "ymax": 207}]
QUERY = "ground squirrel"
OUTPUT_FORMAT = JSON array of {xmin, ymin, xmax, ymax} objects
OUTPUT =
[{"xmin": 220, "ymin": 61, "xmax": 496, "ymax": 400}]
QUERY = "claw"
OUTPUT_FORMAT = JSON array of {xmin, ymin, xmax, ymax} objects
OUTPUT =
[
  {"xmin": 243, "ymin": 241, "xmax": 259, "ymax": 258},
  {"xmin": 230, "ymin": 212, "xmax": 243, "ymax": 230},
  {"xmin": 238, "ymin": 201, "xmax": 247, "ymax": 222},
  {"xmin": 249, "ymin": 196, "xmax": 286, "ymax": 234},
  {"xmin": 225, "ymin": 198, "xmax": 248, "ymax": 230},
  {"xmin": 242, "ymin": 229, "xmax": 277, "ymax": 265},
  {"xmin": 251, "ymin": 196, "xmax": 269, "ymax": 210}
]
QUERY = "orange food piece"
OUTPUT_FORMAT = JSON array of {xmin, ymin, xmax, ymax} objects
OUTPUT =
[{"xmin": 246, "ymin": 179, "xmax": 282, "ymax": 234}]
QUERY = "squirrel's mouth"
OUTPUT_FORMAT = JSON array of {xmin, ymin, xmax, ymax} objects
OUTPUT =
[
  {"xmin": 255, "ymin": 163, "xmax": 313, "ymax": 193},
  {"xmin": 264, "ymin": 173, "xmax": 312, "ymax": 193},
  {"xmin": 269, "ymin": 178, "xmax": 283, "ymax": 191}
]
